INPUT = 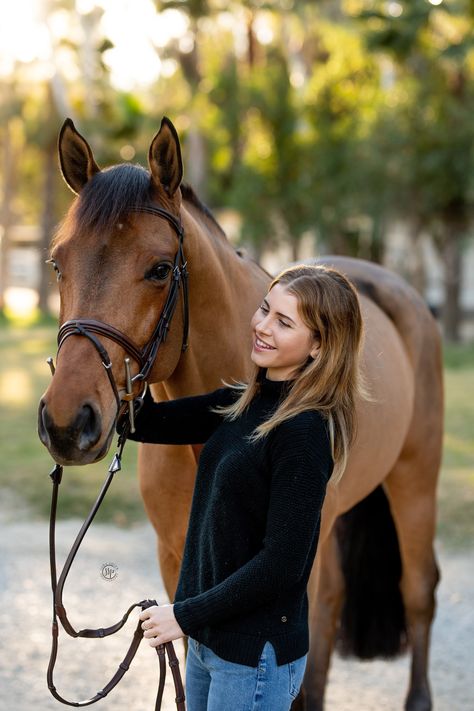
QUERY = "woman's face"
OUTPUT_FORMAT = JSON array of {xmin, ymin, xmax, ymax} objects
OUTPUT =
[{"xmin": 250, "ymin": 283, "xmax": 320, "ymax": 381}]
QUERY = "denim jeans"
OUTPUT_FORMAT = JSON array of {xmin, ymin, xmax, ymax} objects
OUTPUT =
[{"xmin": 185, "ymin": 637, "xmax": 307, "ymax": 711}]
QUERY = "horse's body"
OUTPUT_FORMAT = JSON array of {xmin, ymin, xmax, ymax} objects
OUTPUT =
[{"xmin": 39, "ymin": 118, "xmax": 443, "ymax": 711}]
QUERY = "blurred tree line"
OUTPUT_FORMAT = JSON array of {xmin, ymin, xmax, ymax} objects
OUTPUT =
[{"xmin": 0, "ymin": 0, "xmax": 473, "ymax": 340}]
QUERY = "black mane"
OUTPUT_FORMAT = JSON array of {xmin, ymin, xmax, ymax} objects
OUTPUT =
[
  {"xmin": 181, "ymin": 183, "xmax": 226, "ymax": 236},
  {"xmin": 74, "ymin": 163, "xmax": 225, "ymax": 237}
]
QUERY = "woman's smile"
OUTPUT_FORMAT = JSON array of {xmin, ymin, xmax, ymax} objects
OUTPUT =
[{"xmin": 254, "ymin": 335, "xmax": 276, "ymax": 351}]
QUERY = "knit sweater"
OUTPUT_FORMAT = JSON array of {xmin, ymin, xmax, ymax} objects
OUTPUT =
[{"xmin": 128, "ymin": 371, "xmax": 334, "ymax": 666}]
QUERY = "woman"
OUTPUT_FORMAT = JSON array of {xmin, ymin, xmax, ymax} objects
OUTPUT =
[{"xmin": 127, "ymin": 264, "xmax": 367, "ymax": 711}]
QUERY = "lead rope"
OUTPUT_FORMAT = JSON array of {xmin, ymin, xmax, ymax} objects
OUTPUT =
[
  {"xmin": 46, "ymin": 202, "xmax": 188, "ymax": 709},
  {"xmin": 47, "ymin": 424, "xmax": 186, "ymax": 710}
]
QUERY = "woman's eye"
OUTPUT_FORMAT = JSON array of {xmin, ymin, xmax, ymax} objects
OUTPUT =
[
  {"xmin": 259, "ymin": 305, "xmax": 268, "ymax": 312},
  {"xmin": 279, "ymin": 320, "xmax": 290, "ymax": 328},
  {"xmin": 146, "ymin": 263, "xmax": 172, "ymax": 282}
]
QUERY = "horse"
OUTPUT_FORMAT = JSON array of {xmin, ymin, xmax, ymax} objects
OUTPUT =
[{"xmin": 38, "ymin": 116, "xmax": 443, "ymax": 711}]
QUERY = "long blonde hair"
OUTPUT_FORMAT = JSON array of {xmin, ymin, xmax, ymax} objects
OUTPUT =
[{"xmin": 213, "ymin": 264, "xmax": 372, "ymax": 484}]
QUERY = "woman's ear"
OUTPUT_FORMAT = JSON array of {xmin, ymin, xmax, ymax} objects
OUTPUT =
[{"xmin": 310, "ymin": 337, "xmax": 321, "ymax": 360}]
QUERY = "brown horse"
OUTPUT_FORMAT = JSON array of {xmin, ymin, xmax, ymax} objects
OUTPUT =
[{"xmin": 39, "ymin": 117, "xmax": 443, "ymax": 711}]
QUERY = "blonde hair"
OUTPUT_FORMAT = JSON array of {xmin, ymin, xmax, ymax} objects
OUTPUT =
[{"xmin": 214, "ymin": 264, "xmax": 373, "ymax": 484}]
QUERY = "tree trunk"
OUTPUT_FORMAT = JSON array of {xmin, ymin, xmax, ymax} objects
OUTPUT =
[
  {"xmin": 441, "ymin": 231, "xmax": 463, "ymax": 342},
  {"xmin": 247, "ymin": 10, "xmax": 257, "ymax": 68},
  {"xmin": 38, "ymin": 81, "xmax": 61, "ymax": 316},
  {"xmin": 441, "ymin": 205, "xmax": 467, "ymax": 342},
  {"xmin": 186, "ymin": 126, "xmax": 208, "ymax": 201},
  {"xmin": 406, "ymin": 216, "xmax": 427, "ymax": 296},
  {"xmin": 290, "ymin": 235, "xmax": 302, "ymax": 262},
  {"xmin": 369, "ymin": 212, "xmax": 386, "ymax": 264},
  {"xmin": 0, "ymin": 121, "xmax": 15, "ymax": 313},
  {"xmin": 38, "ymin": 137, "xmax": 57, "ymax": 315},
  {"xmin": 177, "ymin": 17, "xmax": 208, "ymax": 200},
  {"xmin": 331, "ymin": 228, "xmax": 350, "ymax": 256}
]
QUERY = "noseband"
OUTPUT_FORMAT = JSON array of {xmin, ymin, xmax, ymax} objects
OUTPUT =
[{"xmin": 46, "ymin": 203, "xmax": 188, "ymax": 710}]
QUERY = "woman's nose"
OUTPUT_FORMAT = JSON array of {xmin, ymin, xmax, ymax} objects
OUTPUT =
[{"xmin": 257, "ymin": 317, "xmax": 272, "ymax": 335}]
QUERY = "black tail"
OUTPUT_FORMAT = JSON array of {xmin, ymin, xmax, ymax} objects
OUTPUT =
[{"xmin": 335, "ymin": 485, "xmax": 407, "ymax": 659}]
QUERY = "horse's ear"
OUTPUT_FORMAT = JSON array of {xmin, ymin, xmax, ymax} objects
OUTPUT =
[
  {"xmin": 58, "ymin": 118, "xmax": 100, "ymax": 195},
  {"xmin": 148, "ymin": 117, "xmax": 183, "ymax": 197}
]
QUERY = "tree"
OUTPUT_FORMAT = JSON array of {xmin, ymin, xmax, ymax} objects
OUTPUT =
[
  {"xmin": 355, "ymin": 0, "xmax": 474, "ymax": 340},
  {"xmin": 301, "ymin": 17, "xmax": 386, "ymax": 258}
]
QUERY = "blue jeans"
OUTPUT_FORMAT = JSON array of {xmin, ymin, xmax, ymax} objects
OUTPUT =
[{"xmin": 185, "ymin": 637, "xmax": 307, "ymax": 711}]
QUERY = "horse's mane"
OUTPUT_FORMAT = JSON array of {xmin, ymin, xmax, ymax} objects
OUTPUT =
[
  {"xmin": 65, "ymin": 163, "xmax": 225, "ymax": 238},
  {"xmin": 180, "ymin": 183, "xmax": 226, "ymax": 237}
]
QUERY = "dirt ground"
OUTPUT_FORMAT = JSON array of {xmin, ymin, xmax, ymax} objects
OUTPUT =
[{"xmin": 0, "ymin": 505, "xmax": 472, "ymax": 711}]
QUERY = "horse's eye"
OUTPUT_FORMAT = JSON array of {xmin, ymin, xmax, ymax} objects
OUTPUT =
[
  {"xmin": 146, "ymin": 263, "xmax": 172, "ymax": 282},
  {"xmin": 46, "ymin": 258, "xmax": 62, "ymax": 282}
]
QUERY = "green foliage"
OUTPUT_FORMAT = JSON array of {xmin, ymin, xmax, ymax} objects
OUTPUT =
[
  {"xmin": 359, "ymin": 1, "xmax": 431, "ymax": 59},
  {"xmin": 1, "ymin": 0, "xmax": 474, "ymax": 293},
  {"xmin": 195, "ymin": 12, "xmax": 389, "ymax": 256},
  {"xmin": 301, "ymin": 19, "xmax": 385, "ymax": 254},
  {"xmin": 353, "ymin": 0, "xmax": 474, "ymax": 221}
]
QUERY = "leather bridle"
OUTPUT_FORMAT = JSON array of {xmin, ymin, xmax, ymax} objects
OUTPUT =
[
  {"xmin": 46, "ymin": 203, "xmax": 189, "ymax": 710},
  {"xmin": 55, "ymin": 204, "xmax": 189, "ymax": 426}
]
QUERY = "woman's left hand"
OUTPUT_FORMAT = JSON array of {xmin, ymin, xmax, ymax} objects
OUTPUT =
[{"xmin": 139, "ymin": 604, "xmax": 185, "ymax": 647}]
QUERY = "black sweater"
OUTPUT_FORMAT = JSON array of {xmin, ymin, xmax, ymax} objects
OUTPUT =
[{"xmin": 128, "ymin": 372, "xmax": 333, "ymax": 666}]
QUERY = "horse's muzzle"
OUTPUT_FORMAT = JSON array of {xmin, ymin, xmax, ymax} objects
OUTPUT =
[{"xmin": 38, "ymin": 399, "xmax": 106, "ymax": 464}]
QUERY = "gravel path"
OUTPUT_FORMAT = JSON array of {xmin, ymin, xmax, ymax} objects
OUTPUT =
[{"xmin": 0, "ymin": 507, "xmax": 472, "ymax": 711}]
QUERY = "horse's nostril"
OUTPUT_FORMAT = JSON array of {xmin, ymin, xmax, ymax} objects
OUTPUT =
[
  {"xmin": 77, "ymin": 404, "xmax": 101, "ymax": 451},
  {"xmin": 38, "ymin": 399, "xmax": 51, "ymax": 448}
]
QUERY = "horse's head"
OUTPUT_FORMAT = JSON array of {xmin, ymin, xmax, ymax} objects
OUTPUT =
[{"xmin": 38, "ymin": 117, "xmax": 188, "ymax": 465}]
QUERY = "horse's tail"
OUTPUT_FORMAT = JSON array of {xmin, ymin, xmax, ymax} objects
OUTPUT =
[{"xmin": 335, "ymin": 485, "xmax": 407, "ymax": 659}]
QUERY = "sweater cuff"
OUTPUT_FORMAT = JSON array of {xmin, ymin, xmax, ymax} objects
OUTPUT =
[{"xmin": 173, "ymin": 599, "xmax": 199, "ymax": 636}]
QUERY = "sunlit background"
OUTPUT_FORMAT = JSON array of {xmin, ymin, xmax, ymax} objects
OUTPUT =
[
  {"xmin": 1, "ymin": 0, "xmax": 190, "ymax": 88},
  {"xmin": 1, "ymin": 0, "xmax": 473, "ymax": 339}
]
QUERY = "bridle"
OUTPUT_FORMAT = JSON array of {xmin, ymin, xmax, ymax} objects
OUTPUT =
[
  {"xmin": 54, "ymin": 204, "xmax": 189, "ymax": 430},
  {"xmin": 46, "ymin": 203, "xmax": 189, "ymax": 710}
]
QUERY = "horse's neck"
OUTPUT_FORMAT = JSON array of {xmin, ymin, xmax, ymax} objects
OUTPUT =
[
  {"xmin": 183, "ymin": 202, "xmax": 242, "ymax": 272},
  {"xmin": 161, "ymin": 205, "xmax": 269, "ymax": 397},
  {"xmin": 183, "ymin": 202, "xmax": 268, "ymax": 303}
]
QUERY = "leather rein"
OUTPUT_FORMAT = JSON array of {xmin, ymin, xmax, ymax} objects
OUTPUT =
[{"xmin": 46, "ymin": 204, "xmax": 189, "ymax": 710}]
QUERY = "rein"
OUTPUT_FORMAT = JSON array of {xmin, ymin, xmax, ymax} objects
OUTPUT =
[{"xmin": 46, "ymin": 203, "xmax": 188, "ymax": 710}]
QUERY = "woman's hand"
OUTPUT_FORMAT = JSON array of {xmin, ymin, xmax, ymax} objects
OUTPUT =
[{"xmin": 139, "ymin": 604, "xmax": 185, "ymax": 647}]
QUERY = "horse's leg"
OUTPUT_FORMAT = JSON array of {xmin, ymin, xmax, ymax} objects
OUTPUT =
[
  {"xmin": 137, "ymin": 441, "xmax": 196, "ymax": 601},
  {"xmin": 292, "ymin": 526, "xmax": 344, "ymax": 711},
  {"xmin": 385, "ymin": 458, "xmax": 441, "ymax": 711}
]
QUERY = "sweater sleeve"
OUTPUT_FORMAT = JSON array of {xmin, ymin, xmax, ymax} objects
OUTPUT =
[
  {"xmin": 126, "ymin": 386, "xmax": 237, "ymax": 445},
  {"xmin": 173, "ymin": 412, "xmax": 334, "ymax": 633}
]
